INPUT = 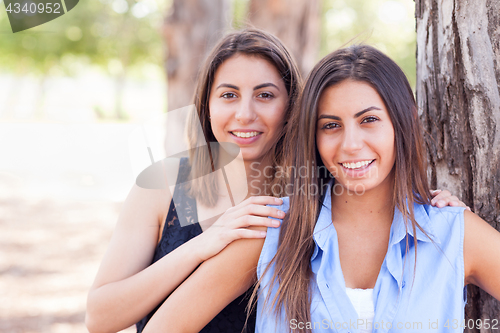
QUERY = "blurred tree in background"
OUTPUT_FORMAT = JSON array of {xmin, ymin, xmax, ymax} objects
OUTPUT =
[
  {"xmin": 162, "ymin": 0, "xmax": 416, "ymax": 113},
  {"xmin": 416, "ymin": 0, "xmax": 500, "ymax": 327},
  {"xmin": 247, "ymin": 0, "xmax": 321, "ymax": 76},
  {"xmin": 0, "ymin": 0, "xmax": 417, "ymax": 119}
]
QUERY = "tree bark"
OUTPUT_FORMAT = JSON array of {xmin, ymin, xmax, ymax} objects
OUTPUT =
[
  {"xmin": 163, "ymin": 0, "xmax": 231, "ymax": 112},
  {"xmin": 416, "ymin": 0, "xmax": 500, "ymax": 330},
  {"xmin": 247, "ymin": 0, "xmax": 321, "ymax": 76},
  {"xmin": 162, "ymin": 0, "xmax": 231, "ymax": 156}
]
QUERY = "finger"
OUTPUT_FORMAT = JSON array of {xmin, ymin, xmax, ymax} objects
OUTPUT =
[
  {"xmin": 231, "ymin": 228, "xmax": 267, "ymax": 240},
  {"xmin": 431, "ymin": 190, "xmax": 450, "ymax": 205},
  {"xmin": 441, "ymin": 196, "xmax": 466, "ymax": 208},
  {"xmin": 430, "ymin": 189, "xmax": 442, "ymax": 196},
  {"xmin": 241, "ymin": 204, "xmax": 286, "ymax": 219},
  {"xmin": 437, "ymin": 200, "xmax": 444, "ymax": 208},
  {"xmin": 226, "ymin": 196, "xmax": 281, "ymax": 215},
  {"xmin": 244, "ymin": 196, "xmax": 283, "ymax": 206},
  {"xmin": 430, "ymin": 189, "xmax": 449, "ymax": 204},
  {"xmin": 447, "ymin": 197, "xmax": 466, "ymax": 207},
  {"xmin": 236, "ymin": 215, "xmax": 280, "ymax": 228}
]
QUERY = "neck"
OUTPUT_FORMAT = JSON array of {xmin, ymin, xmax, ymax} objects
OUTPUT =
[
  {"xmin": 215, "ymin": 153, "xmax": 274, "ymax": 201},
  {"xmin": 244, "ymin": 156, "xmax": 274, "ymax": 197},
  {"xmin": 331, "ymin": 175, "xmax": 395, "ymax": 230}
]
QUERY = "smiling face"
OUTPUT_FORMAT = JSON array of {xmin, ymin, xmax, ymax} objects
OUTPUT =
[
  {"xmin": 208, "ymin": 54, "xmax": 288, "ymax": 164},
  {"xmin": 316, "ymin": 79, "xmax": 396, "ymax": 194}
]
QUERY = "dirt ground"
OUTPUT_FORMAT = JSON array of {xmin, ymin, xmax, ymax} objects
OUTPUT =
[{"xmin": 0, "ymin": 185, "xmax": 135, "ymax": 333}]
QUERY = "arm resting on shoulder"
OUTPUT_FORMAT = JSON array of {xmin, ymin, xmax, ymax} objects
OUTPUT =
[
  {"xmin": 142, "ymin": 227, "xmax": 266, "ymax": 333},
  {"xmin": 464, "ymin": 210, "xmax": 500, "ymax": 301}
]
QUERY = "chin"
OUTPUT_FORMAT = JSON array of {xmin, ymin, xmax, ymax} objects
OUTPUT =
[
  {"xmin": 239, "ymin": 152, "xmax": 260, "ymax": 163},
  {"xmin": 334, "ymin": 179, "xmax": 377, "ymax": 195}
]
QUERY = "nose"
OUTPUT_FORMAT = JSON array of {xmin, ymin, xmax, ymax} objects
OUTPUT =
[
  {"xmin": 235, "ymin": 98, "xmax": 257, "ymax": 124},
  {"xmin": 340, "ymin": 125, "xmax": 363, "ymax": 154}
]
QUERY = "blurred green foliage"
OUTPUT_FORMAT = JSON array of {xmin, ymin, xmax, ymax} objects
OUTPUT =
[
  {"xmin": 0, "ymin": 0, "xmax": 167, "ymax": 75},
  {"xmin": 230, "ymin": 0, "xmax": 416, "ymax": 86},
  {"xmin": 0, "ymin": 0, "xmax": 416, "ymax": 86},
  {"xmin": 321, "ymin": 0, "xmax": 416, "ymax": 87},
  {"xmin": 231, "ymin": 0, "xmax": 248, "ymax": 29}
]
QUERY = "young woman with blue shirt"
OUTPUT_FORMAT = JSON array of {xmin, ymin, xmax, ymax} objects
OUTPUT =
[{"xmin": 255, "ymin": 45, "xmax": 500, "ymax": 332}]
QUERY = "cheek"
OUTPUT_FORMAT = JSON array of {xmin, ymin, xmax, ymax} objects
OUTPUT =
[
  {"xmin": 381, "ymin": 128, "xmax": 396, "ymax": 167},
  {"xmin": 315, "ymin": 134, "xmax": 336, "ymax": 167},
  {"xmin": 208, "ymin": 101, "xmax": 228, "ymax": 129},
  {"xmin": 266, "ymin": 105, "xmax": 287, "ymax": 131}
]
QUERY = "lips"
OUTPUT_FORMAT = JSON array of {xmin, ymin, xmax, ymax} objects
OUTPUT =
[{"xmin": 228, "ymin": 130, "xmax": 263, "ymax": 145}]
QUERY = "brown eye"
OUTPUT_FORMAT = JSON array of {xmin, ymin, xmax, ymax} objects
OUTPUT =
[
  {"xmin": 322, "ymin": 122, "xmax": 340, "ymax": 130},
  {"xmin": 257, "ymin": 92, "xmax": 274, "ymax": 99},
  {"xmin": 221, "ymin": 92, "xmax": 237, "ymax": 99},
  {"xmin": 361, "ymin": 116, "xmax": 379, "ymax": 123}
]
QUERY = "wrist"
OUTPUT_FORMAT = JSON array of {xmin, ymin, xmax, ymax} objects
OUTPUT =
[{"xmin": 188, "ymin": 234, "xmax": 209, "ymax": 263}]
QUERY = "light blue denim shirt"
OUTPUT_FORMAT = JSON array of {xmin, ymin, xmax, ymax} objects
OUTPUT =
[{"xmin": 256, "ymin": 182, "xmax": 466, "ymax": 333}]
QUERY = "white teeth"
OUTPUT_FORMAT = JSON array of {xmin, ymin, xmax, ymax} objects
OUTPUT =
[
  {"xmin": 232, "ymin": 131, "xmax": 260, "ymax": 138},
  {"xmin": 341, "ymin": 160, "xmax": 373, "ymax": 169}
]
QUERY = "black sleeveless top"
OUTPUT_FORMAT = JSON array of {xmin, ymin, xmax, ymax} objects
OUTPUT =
[{"xmin": 136, "ymin": 158, "xmax": 256, "ymax": 333}]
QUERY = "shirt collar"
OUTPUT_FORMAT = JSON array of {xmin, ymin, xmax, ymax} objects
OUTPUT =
[
  {"xmin": 311, "ymin": 180, "xmax": 441, "ymax": 260},
  {"xmin": 390, "ymin": 203, "xmax": 441, "ymax": 246},
  {"xmin": 311, "ymin": 180, "xmax": 335, "ymax": 259}
]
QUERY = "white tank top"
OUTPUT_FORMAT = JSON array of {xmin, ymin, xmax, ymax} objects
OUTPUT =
[{"xmin": 345, "ymin": 288, "xmax": 374, "ymax": 333}]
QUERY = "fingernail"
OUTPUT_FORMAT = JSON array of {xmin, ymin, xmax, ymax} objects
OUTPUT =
[
  {"xmin": 272, "ymin": 220, "xmax": 280, "ymax": 227},
  {"xmin": 275, "ymin": 197, "xmax": 283, "ymax": 204},
  {"xmin": 260, "ymin": 231, "xmax": 267, "ymax": 237},
  {"xmin": 279, "ymin": 210, "xmax": 285, "ymax": 217}
]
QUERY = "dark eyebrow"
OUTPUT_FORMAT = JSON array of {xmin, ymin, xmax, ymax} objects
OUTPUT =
[
  {"xmin": 317, "ymin": 114, "xmax": 341, "ymax": 121},
  {"xmin": 317, "ymin": 106, "xmax": 382, "ymax": 122},
  {"xmin": 354, "ymin": 106, "xmax": 381, "ymax": 118},
  {"xmin": 254, "ymin": 83, "xmax": 280, "ymax": 91},
  {"xmin": 216, "ymin": 83, "xmax": 239, "ymax": 90}
]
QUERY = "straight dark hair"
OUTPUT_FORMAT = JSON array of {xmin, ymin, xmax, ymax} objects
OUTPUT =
[
  {"xmin": 186, "ymin": 28, "xmax": 301, "ymax": 206},
  {"xmin": 254, "ymin": 45, "xmax": 433, "ymax": 332}
]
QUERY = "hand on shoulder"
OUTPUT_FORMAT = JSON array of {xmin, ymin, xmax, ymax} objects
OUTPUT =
[{"xmin": 194, "ymin": 196, "xmax": 286, "ymax": 262}]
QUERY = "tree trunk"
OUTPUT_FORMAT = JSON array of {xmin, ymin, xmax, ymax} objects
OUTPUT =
[
  {"xmin": 162, "ymin": 0, "xmax": 231, "ymax": 156},
  {"xmin": 163, "ymin": 0, "xmax": 231, "ymax": 112},
  {"xmin": 415, "ymin": 0, "xmax": 500, "ymax": 330},
  {"xmin": 247, "ymin": 0, "xmax": 321, "ymax": 76}
]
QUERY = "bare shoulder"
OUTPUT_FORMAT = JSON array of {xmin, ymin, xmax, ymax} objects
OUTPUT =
[
  {"xmin": 90, "ymin": 158, "xmax": 181, "ymax": 289},
  {"xmin": 463, "ymin": 210, "xmax": 500, "ymax": 300},
  {"xmin": 119, "ymin": 157, "xmax": 183, "ymax": 227}
]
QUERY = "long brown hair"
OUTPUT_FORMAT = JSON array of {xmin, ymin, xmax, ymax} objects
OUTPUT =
[
  {"xmin": 186, "ymin": 28, "xmax": 301, "ymax": 206},
  {"xmin": 255, "ymin": 45, "xmax": 433, "ymax": 332}
]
